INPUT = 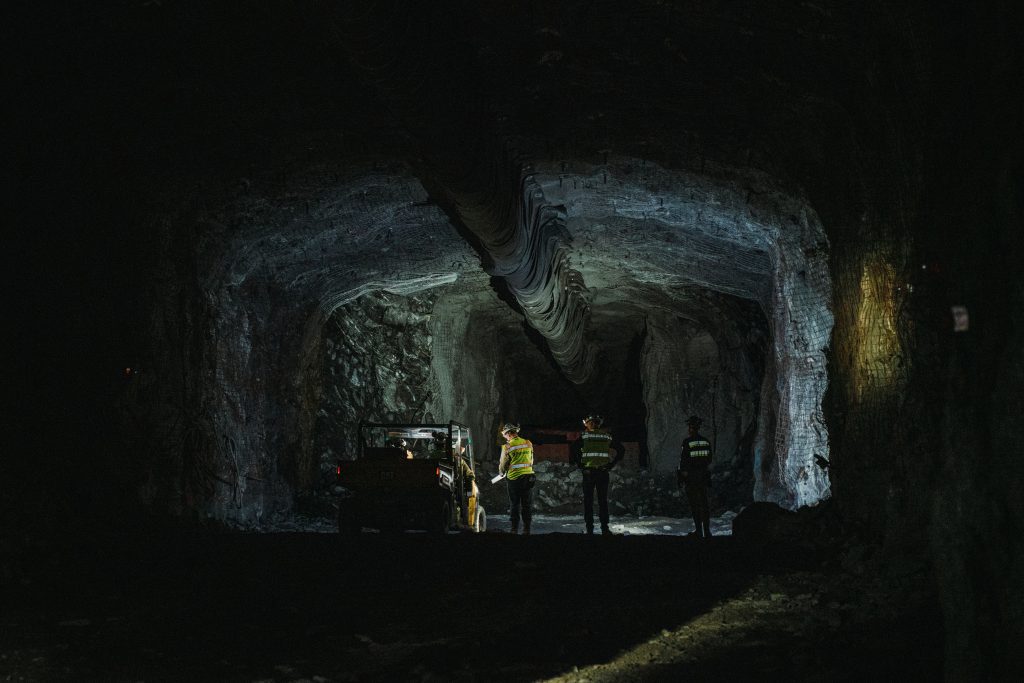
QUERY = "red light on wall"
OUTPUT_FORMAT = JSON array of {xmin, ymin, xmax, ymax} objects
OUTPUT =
[
  {"xmin": 435, "ymin": 466, "xmax": 440, "ymax": 476},
  {"xmin": 336, "ymin": 466, "xmax": 341, "ymax": 476}
]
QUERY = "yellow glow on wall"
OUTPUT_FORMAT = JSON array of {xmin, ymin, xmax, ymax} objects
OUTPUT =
[{"xmin": 852, "ymin": 256, "xmax": 900, "ymax": 401}]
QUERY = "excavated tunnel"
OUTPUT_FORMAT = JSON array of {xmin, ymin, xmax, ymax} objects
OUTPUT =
[{"xmin": 158, "ymin": 157, "xmax": 833, "ymax": 525}]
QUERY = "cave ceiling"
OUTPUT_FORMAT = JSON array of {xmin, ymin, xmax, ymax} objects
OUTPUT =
[{"xmin": 202, "ymin": 0, "xmax": 855, "ymax": 364}]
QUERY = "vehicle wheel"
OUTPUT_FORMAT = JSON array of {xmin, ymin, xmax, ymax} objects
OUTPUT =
[
  {"xmin": 474, "ymin": 506, "xmax": 487, "ymax": 533},
  {"xmin": 431, "ymin": 501, "xmax": 451, "ymax": 534}
]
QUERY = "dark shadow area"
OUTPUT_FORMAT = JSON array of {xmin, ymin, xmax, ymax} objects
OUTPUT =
[
  {"xmin": 624, "ymin": 327, "xmax": 651, "ymax": 467},
  {"xmin": 0, "ymin": 531, "xmax": 941, "ymax": 682}
]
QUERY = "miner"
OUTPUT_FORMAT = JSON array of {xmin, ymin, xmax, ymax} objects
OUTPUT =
[
  {"xmin": 572, "ymin": 414, "xmax": 625, "ymax": 536},
  {"xmin": 497, "ymin": 423, "xmax": 535, "ymax": 535},
  {"xmin": 677, "ymin": 415, "xmax": 713, "ymax": 539}
]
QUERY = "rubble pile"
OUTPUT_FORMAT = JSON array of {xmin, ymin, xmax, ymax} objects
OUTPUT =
[{"xmin": 479, "ymin": 461, "xmax": 698, "ymax": 518}]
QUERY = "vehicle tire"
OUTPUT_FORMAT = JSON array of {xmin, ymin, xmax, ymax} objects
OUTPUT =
[
  {"xmin": 474, "ymin": 506, "xmax": 487, "ymax": 533},
  {"xmin": 431, "ymin": 501, "xmax": 451, "ymax": 534}
]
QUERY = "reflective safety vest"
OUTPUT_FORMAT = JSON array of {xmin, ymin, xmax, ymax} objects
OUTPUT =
[
  {"xmin": 504, "ymin": 437, "xmax": 534, "ymax": 480},
  {"xmin": 581, "ymin": 429, "xmax": 613, "ymax": 468},
  {"xmin": 685, "ymin": 438, "xmax": 712, "ymax": 460}
]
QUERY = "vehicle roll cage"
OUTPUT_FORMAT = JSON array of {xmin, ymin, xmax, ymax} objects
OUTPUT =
[{"xmin": 358, "ymin": 421, "xmax": 473, "ymax": 458}]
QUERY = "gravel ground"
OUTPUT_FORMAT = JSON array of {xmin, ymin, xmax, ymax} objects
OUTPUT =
[
  {"xmin": 249, "ymin": 513, "xmax": 738, "ymax": 537},
  {"xmin": 1, "ymin": 526, "xmax": 941, "ymax": 682},
  {"xmin": 489, "ymin": 513, "xmax": 738, "ymax": 537}
]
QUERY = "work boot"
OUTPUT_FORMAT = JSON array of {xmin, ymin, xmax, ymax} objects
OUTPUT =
[
  {"xmin": 511, "ymin": 523, "xmax": 519, "ymax": 535},
  {"xmin": 601, "ymin": 525, "xmax": 612, "ymax": 536},
  {"xmin": 702, "ymin": 521, "xmax": 712, "ymax": 539},
  {"xmin": 585, "ymin": 526, "xmax": 594, "ymax": 536},
  {"xmin": 523, "ymin": 522, "xmax": 531, "ymax": 536}
]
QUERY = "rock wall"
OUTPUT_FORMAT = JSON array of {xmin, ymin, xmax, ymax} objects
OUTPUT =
[
  {"xmin": 424, "ymin": 291, "xmax": 506, "ymax": 468},
  {"xmin": 122, "ymin": 161, "xmax": 492, "ymax": 526},
  {"xmin": 640, "ymin": 294, "xmax": 767, "ymax": 508},
  {"xmin": 315, "ymin": 291, "xmax": 439, "ymax": 464},
  {"xmin": 540, "ymin": 158, "xmax": 833, "ymax": 509}
]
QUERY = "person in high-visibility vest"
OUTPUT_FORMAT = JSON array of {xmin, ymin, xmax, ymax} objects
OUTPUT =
[
  {"xmin": 677, "ymin": 415, "xmax": 714, "ymax": 539},
  {"xmin": 390, "ymin": 438, "xmax": 414, "ymax": 459},
  {"xmin": 498, "ymin": 423, "xmax": 535, "ymax": 535},
  {"xmin": 572, "ymin": 415, "xmax": 624, "ymax": 536}
]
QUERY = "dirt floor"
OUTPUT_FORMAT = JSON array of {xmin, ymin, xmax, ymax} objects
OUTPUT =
[{"xmin": 1, "ymin": 529, "xmax": 943, "ymax": 682}]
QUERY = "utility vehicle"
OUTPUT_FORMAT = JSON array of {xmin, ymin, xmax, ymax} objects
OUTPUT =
[{"xmin": 335, "ymin": 421, "xmax": 486, "ymax": 534}]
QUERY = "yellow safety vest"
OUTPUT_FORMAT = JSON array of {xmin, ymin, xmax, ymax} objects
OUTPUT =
[
  {"xmin": 581, "ymin": 429, "xmax": 613, "ymax": 468},
  {"xmin": 504, "ymin": 437, "xmax": 534, "ymax": 480}
]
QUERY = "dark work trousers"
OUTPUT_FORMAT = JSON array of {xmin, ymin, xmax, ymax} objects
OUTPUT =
[
  {"xmin": 506, "ymin": 475, "xmax": 534, "ymax": 530},
  {"xmin": 582, "ymin": 468, "xmax": 611, "ymax": 531},
  {"xmin": 683, "ymin": 470, "xmax": 711, "ymax": 537}
]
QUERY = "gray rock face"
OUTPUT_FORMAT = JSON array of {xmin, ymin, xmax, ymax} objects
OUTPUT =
[
  {"xmin": 539, "ymin": 156, "xmax": 832, "ymax": 507},
  {"xmin": 315, "ymin": 291, "xmax": 438, "ymax": 464}
]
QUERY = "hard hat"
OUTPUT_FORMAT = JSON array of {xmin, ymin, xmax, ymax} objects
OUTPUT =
[
  {"xmin": 686, "ymin": 415, "xmax": 703, "ymax": 427},
  {"xmin": 582, "ymin": 414, "xmax": 603, "ymax": 427},
  {"xmin": 500, "ymin": 422, "xmax": 520, "ymax": 435}
]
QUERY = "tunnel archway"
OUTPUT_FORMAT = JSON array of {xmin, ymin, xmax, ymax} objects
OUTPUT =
[{"xmin": 132, "ymin": 153, "xmax": 833, "ymax": 524}]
